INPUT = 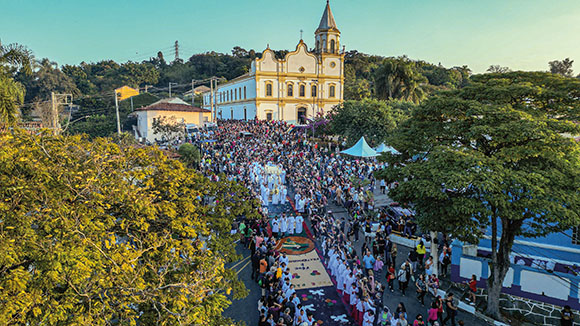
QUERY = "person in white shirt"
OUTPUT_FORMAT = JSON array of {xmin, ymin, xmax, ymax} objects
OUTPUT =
[
  {"xmin": 280, "ymin": 215, "xmax": 288, "ymax": 236},
  {"xmin": 295, "ymin": 214, "xmax": 304, "ymax": 234},
  {"xmin": 287, "ymin": 215, "xmax": 295, "ymax": 235}
]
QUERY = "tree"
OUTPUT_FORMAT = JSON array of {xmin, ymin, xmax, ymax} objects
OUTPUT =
[
  {"xmin": 0, "ymin": 130, "xmax": 258, "ymax": 325},
  {"xmin": 377, "ymin": 72, "xmax": 580, "ymax": 319},
  {"xmin": 0, "ymin": 41, "xmax": 33, "ymax": 125},
  {"xmin": 152, "ymin": 115, "xmax": 186, "ymax": 143},
  {"xmin": 549, "ymin": 58, "xmax": 574, "ymax": 77},
  {"xmin": 178, "ymin": 143, "xmax": 201, "ymax": 168},
  {"xmin": 374, "ymin": 57, "xmax": 428, "ymax": 103},
  {"xmin": 486, "ymin": 65, "xmax": 511, "ymax": 73},
  {"xmin": 328, "ymin": 99, "xmax": 412, "ymax": 147}
]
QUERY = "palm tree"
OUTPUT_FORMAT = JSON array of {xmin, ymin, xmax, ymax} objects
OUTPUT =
[
  {"xmin": 0, "ymin": 41, "xmax": 33, "ymax": 125},
  {"xmin": 374, "ymin": 58, "xmax": 427, "ymax": 103}
]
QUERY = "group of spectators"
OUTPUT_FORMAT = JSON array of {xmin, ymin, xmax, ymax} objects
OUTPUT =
[{"xmin": 200, "ymin": 119, "xmax": 466, "ymax": 326}]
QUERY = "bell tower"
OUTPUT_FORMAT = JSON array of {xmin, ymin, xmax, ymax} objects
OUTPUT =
[{"xmin": 315, "ymin": 0, "xmax": 340, "ymax": 55}]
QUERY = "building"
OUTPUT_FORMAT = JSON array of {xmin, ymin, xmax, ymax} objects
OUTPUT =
[
  {"xmin": 451, "ymin": 225, "xmax": 580, "ymax": 311},
  {"xmin": 202, "ymin": 1, "xmax": 344, "ymax": 125},
  {"xmin": 183, "ymin": 86, "xmax": 211, "ymax": 99},
  {"xmin": 115, "ymin": 86, "xmax": 140, "ymax": 101},
  {"xmin": 132, "ymin": 98, "xmax": 211, "ymax": 143}
]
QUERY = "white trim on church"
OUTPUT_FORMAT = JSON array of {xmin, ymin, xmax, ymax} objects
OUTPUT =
[{"xmin": 202, "ymin": 1, "xmax": 344, "ymax": 125}]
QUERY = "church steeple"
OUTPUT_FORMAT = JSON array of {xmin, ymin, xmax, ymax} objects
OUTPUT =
[
  {"xmin": 315, "ymin": 1, "xmax": 340, "ymax": 54},
  {"xmin": 317, "ymin": 0, "xmax": 338, "ymax": 33}
]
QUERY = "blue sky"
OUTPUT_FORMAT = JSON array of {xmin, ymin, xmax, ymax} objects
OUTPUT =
[{"xmin": 1, "ymin": 0, "xmax": 579, "ymax": 73}]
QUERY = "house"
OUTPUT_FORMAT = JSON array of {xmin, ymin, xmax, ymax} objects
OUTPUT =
[
  {"xmin": 132, "ymin": 98, "xmax": 211, "ymax": 143},
  {"xmin": 201, "ymin": 1, "xmax": 344, "ymax": 124}
]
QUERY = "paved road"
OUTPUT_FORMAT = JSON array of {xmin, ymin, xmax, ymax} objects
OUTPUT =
[{"xmin": 224, "ymin": 186, "xmax": 489, "ymax": 325}]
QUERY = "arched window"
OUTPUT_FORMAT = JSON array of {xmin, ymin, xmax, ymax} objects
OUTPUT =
[
  {"xmin": 287, "ymin": 84, "xmax": 293, "ymax": 97},
  {"xmin": 316, "ymin": 40, "xmax": 320, "ymax": 52},
  {"xmin": 329, "ymin": 85, "xmax": 336, "ymax": 98},
  {"xmin": 330, "ymin": 40, "xmax": 335, "ymax": 53},
  {"xmin": 311, "ymin": 85, "xmax": 317, "ymax": 97},
  {"xmin": 244, "ymin": 86, "xmax": 247, "ymax": 99},
  {"xmin": 235, "ymin": 89, "xmax": 237, "ymax": 101},
  {"xmin": 299, "ymin": 84, "xmax": 305, "ymax": 97},
  {"xmin": 266, "ymin": 82, "xmax": 273, "ymax": 97}
]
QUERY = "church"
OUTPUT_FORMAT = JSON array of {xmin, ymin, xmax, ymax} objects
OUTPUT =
[{"xmin": 202, "ymin": 1, "xmax": 344, "ymax": 125}]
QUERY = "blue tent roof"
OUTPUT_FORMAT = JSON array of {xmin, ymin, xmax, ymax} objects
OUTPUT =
[
  {"xmin": 375, "ymin": 143, "xmax": 401, "ymax": 155},
  {"xmin": 340, "ymin": 137, "xmax": 378, "ymax": 157}
]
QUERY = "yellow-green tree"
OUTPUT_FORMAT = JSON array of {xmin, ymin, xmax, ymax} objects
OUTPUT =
[{"xmin": 0, "ymin": 130, "xmax": 259, "ymax": 325}]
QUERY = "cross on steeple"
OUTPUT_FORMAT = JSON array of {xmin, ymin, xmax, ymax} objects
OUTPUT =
[{"xmin": 300, "ymin": 29, "xmax": 303, "ymax": 40}]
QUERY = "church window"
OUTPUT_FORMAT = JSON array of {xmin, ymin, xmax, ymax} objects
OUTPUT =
[
  {"xmin": 299, "ymin": 84, "xmax": 305, "ymax": 97},
  {"xmin": 312, "ymin": 85, "xmax": 317, "ymax": 97},
  {"xmin": 266, "ymin": 112, "xmax": 273, "ymax": 121},
  {"xmin": 235, "ymin": 89, "xmax": 237, "ymax": 101},
  {"xmin": 329, "ymin": 85, "xmax": 336, "ymax": 98},
  {"xmin": 266, "ymin": 82, "xmax": 273, "ymax": 97},
  {"xmin": 287, "ymin": 84, "xmax": 293, "ymax": 97},
  {"xmin": 330, "ymin": 39, "xmax": 335, "ymax": 53},
  {"xmin": 244, "ymin": 86, "xmax": 247, "ymax": 99}
]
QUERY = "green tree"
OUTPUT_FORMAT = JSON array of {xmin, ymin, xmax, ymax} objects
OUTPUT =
[
  {"xmin": 377, "ymin": 71, "xmax": 580, "ymax": 319},
  {"xmin": 486, "ymin": 65, "xmax": 511, "ymax": 73},
  {"xmin": 178, "ymin": 143, "xmax": 201, "ymax": 168},
  {"xmin": 374, "ymin": 57, "xmax": 428, "ymax": 103},
  {"xmin": 0, "ymin": 41, "xmax": 33, "ymax": 125},
  {"xmin": 0, "ymin": 130, "xmax": 258, "ymax": 325},
  {"xmin": 549, "ymin": 58, "xmax": 574, "ymax": 77},
  {"xmin": 328, "ymin": 99, "xmax": 412, "ymax": 147}
]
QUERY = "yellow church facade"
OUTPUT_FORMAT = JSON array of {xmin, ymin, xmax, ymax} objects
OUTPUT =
[{"xmin": 202, "ymin": 1, "xmax": 344, "ymax": 125}]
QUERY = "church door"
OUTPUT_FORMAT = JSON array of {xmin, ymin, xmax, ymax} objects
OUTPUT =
[{"xmin": 297, "ymin": 107, "xmax": 307, "ymax": 125}]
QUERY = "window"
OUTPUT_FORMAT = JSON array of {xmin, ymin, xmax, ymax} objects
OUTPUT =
[
  {"xmin": 573, "ymin": 227, "xmax": 580, "ymax": 245},
  {"xmin": 230, "ymin": 90, "xmax": 232, "ymax": 101},
  {"xmin": 266, "ymin": 112, "xmax": 273, "ymax": 121},
  {"xmin": 244, "ymin": 86, "xmax": 247, "ymax": 99},
  {"xmin": 231, "ymin": 109, "xmax": 233, "ymax": 120},
  {"xmin": 244, "ymin": 107, "xmax": 247, "ymax": 120},
  {"xmin": 329, "ymin": 85, "xmax": 336, "ymax": 98},
  {"xmin": 266, "ymin": 82, "xmax": 273, "ymax": 97},
  {"xmin": 311, "ymin": 85, "xmax": 317, "ymax": 97},
  {"xmin": 287, "ymin": 84, "xmax": 293, "ymax": 97},
  {"xmin": 235, "ymin": 89, "xmax": 238, "ymax": 101},
  {"xmin": 299, "ymin": 84, "xmax": 305, "ymax": 97},
  {"xmin": 330, "ymin": 39, "xmax": 335, "ymax": 53}
]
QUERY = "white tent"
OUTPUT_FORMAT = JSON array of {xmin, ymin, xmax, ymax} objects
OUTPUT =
[
  {"xmin": 375, "ymin": 143, "xmax": 400, "ymax": 155},
  {"xmin": 340, "ymin": 137, "xmax": 378, "ymax": 157}
]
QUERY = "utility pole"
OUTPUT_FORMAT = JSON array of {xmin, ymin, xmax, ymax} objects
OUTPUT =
[
  {"xmin": 191, "ymin": 79, "xmax": 196, "ymax": 106},
  {"xmin": 169, "ymin": 82, "xmax": 178, "ymax": 98},
  {"xmin": 210, "ymin": 78, "xmax": 214, "ymax": 122},
  {"xmin": 51, "ymin": 92, "xmax": 73, "ymax": 135},
  {"xmin": 114, "ymin": 90, "xmax": 121, "ymax": 135},
  {"xmin": 174, "ymin": 40, "xmax": 179, "ymax": 61}
]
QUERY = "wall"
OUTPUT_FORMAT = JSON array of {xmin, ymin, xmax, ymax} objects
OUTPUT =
[
  {"xmin": 451, "ymin": 240, "xmax": 580, "ymax": 311},
  {"xmin": 136, "ymin": 110, "xmax": 210, "ymax": 143}
]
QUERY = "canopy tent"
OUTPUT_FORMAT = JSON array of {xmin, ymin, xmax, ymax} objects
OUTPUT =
[
  {"xmin": 375, "ymin": 143, "xmax": 401, "ymax": 155},
  {"xmin": 340, "ymin": 137, "xmax": 378, "ymax": 157}
]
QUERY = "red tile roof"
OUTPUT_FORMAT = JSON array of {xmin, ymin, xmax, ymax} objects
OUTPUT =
[{"xmin": 134, "ymin": 103, "xmax": 210, "ymax": 113}]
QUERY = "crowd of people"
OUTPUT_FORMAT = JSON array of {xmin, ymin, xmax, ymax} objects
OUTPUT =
[{"xmin": 199, "ymin": 119, "xmax": 464, "ymax": 326}]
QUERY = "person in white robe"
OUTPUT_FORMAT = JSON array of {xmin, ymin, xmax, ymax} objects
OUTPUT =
[
  {"xmin": 272, "ymin": 187, "xmax": 280, "ymax": 205},
  {"xmin": 271, "ymin": 217, "xmax": 280, "ymax": 237},
  {"xmin": 281, "ymin": 186, "xmax": 287, "ymax": 205},
  {"xmin": 280, "ymin": 215, "xmax": 288, "ymax": 235},
  {"xmin": 295, "ymin": 215, "xmax": 304, "ymax": 234},
  {"xmin": 287, "ymin": 215, "xmax": 295, "ymax": 235}
]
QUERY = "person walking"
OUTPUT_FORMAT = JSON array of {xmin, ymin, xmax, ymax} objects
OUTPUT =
[
  {"xmin": 466, "ymin": 274, "xmax": 477, "ymax": 305},
  {"xmin": 427, "ymin": 302, "xmax": 439, "ymax": 326},
  {"xmin": 442, "ymin": 293, "xmax": 458, "ymax": 326},
  {"xmin": 416, "ymin": 274, "xmax": 427, "ymax": 306},
  {"xmin": 387, "ymin": 263, "xmax": 396, "ymax": 292},
  {"xmin": 397, "ymin": 264, "xmax": 409, "ymax": 296},
  {"xmin": 416, "ymin": 240, "xmax": 426, "ymax": 269}
]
